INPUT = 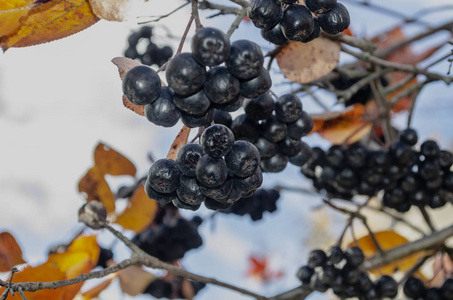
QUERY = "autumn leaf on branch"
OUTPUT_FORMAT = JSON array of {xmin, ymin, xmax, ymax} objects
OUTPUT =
[
  {"xmin": 0, "ymin": 231, "xmax": 26, "ymax": 272},
  {"xmin": 309, "ymin": 104, "xmax": 372, "ymax": 144}
]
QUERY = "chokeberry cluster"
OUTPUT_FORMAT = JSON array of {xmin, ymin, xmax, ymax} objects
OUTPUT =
[
  {"xmin": 248, "ymin": 0, "xmax": 350, "ymax": 46},
  {"xmin": 144, "ymin": 277, "xmax": 206, "ymax": 299},
  {"xmin": 297, "ymin": 246, "xmax": 398, "ymax": 299},
  {"xmin": 300, "ymin": 128, "xmax": 453, "ymax": 212},
  {"xmin": 131, "ymin": 216, "xmax": 203, "ymax": 262},
  {"xmin": 220, "ymin": 188, "xmax": 280, "ymax": 221},
  {"xmin": 144, "ymin": 124, "xmax": 263, "ymax": 210},
  {"xmin": 121, "ymin": 27, "xmax": 271, "ymax": 128},
  {"xmin": 227, "ymin": 93, "xmax": 314, "ymax": 173},
  {"xmin": 124, "ymin": 26, "xmax": 173, "ymax": 67},
  {"xmin": 403, "ymin": 276, "xmax": 453, "ymax": 300}
]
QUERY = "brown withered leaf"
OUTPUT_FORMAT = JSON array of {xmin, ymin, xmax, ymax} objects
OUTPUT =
[
  {"xmin": 94, "ymin": 142, "xmax": 136, "ymax": 176},
  {"xmin": 113, "ymin": 184, "xmax": 158, "ymax": 232},
  {"xmin": 276, "ymin": 38, "xmax": 340, "ymax": 83},
  {"xmin": 122, "ymin": 95, "xmax": 145, "ymax": 116},
  {"xmin": 349, "ymin": 230, "xmax": 425, "ymax": 275},
  {"xmin": 430, "ymin": 253, "xmax": 453, "ymax": 287},
  {"xmin": 78, "ymin": 166, "xmax": 115, "ymax": 214},
  {"xmin": 88, "ymin": 0, "xmax": 130, "ymax": 21},
  {"xmin": 111, "ymin": 56, "xmax": 141, "ymax": 80},
  {"xmin": 0, "ymin": 231, "xmax": 26, "ymax": 271},
  {"xmin": 310, "ymin": 104, "xmax": 372, "ymax": 144},
  {"xmin": 119, "ymin": 265, "xmax": 155, "ymax": 296},
  {"xmin": 0, "ymin": 0, "xmax": 99, "ymax": 51},
  {"xmin": 167, "ymin": 125, "xmax": 191, "ymax": 160}
]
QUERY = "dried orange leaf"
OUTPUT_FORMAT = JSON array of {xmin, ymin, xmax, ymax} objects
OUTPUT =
[
  {"xmin": 310, "ymin": 104, "xmax": 372, "ymax": 144},
  {"xmin": 349, "ymin": 230, "xmax": 425, "ymax": 275},
  {"xmin": 0, "ymin": 231, "xmax": 26, "ymax": 271},
  {"xmin": 78, "ymin": 166, "xmax": 115, "ymax": 214},
  {"xmin": 118, "ymin": 265, "xmax": 155, "ymax": 296},
  {"xmin": 0, "ymin": 0, "xmax": 99, "ymax": 51},
  {"xmin": 181, "ymin": 278, "xmax": 195, "ymax": 300},
  {"xmin": 113, "ymin": 185, "xmax": 158, "ymax": 232},
  {"xmin": 0, "ymin": 0, "xmax": 34, "ymax": 37},
  {"xmin": 167, "ymin": 125, "xmax": 191, "ymax": 160},
  {"xmin": 94, "ymin": 142, "xmax": 136, "ymax": 176},
  {"xmin": 276, "ymin": 38, "xmax": 340, "ymax": 83}
]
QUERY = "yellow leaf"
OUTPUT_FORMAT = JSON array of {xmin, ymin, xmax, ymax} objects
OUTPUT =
[
  {"xmin": 78, "ymin": 166, "xmax": 115, "ymax": 214},
  {"xmin": 0, "ymin": 0, "xmax": 34, "ymax": 37},
  {"xmin": 114, "ymin": 185, "xmax": 158, "ymax": 232},
  {"xmin": 0, "ymin": 0, "xmax": 99, "ymax": 51},
  {"xmin": 94, "ymin": 142, "xmax": 136, "ymax": 176},
  {"xmin": 0, "ymin": 231, "xmax": 26, "ymax": 272},
  {"xmin": 349, "ymin": 230, "xmax": 425, "ymax": 275},
  {"xmin": 276, "ymin": 38, "xmax": 340, "ymax": 83}
]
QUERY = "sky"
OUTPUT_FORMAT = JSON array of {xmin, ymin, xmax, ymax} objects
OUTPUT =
[{"xmin": 1, "ymin": 0, "xmax": 453, "ymax": 299}]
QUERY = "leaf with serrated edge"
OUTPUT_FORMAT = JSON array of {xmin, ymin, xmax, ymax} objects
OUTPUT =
[
  {"xmin": 167, "ymin": 125, "xmax": 191, "ymax": 160},
  {"xmin": 276, "ymin": 38, "xmax": 340, "ymax": 84}
]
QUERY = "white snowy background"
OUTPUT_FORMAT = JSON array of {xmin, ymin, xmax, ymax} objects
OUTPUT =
[{"xmin": 1, "ymin": 0, "xmax": 453, "ymax": 299}]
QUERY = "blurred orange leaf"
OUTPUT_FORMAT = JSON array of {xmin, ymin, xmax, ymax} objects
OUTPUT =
[
  {"xmin": 78, "ymin": 166, "xmax": 115, "ymax": 214},
  {"xmin": 276, "ymin": 38, "xmax": 340, "ymax": 83},
  {"xmin": 113, "ymin": 184, "xmax": 158, "ymax": 232},
  {"xmin": 0, "ymin": 231, "xmax": 26, "ymax": 271},
  {"xmin": 0, "ymin": 235, "xmax": 99, "ymax": 300},
  {"xmin": 94, "ymin": 142, "xmax": 136, "ymax": 176},
  {"xmin": 245, "ymin": 254, "xmax": 284, "ymax": 283},
  {"xmin": 0, "ymin": 0, "xmax": 99, "ymax": 51},
  {"xmin": 349, "ymin": 230, "xmax": 425, "ymax": 275},
  {"xmin": 167, "ymin": 125, "xmax": 191, "ymax": 160},
  {"xmin": 430, "ymin": 253, "xmax": 453, "ymax": 287},
  {"xmin": 118, "ymin": 265, "xmax": 155, "ymax": 296},
  {"xmin": 310, "ymin": 104, "xmax": 372, "ymax": 144}
]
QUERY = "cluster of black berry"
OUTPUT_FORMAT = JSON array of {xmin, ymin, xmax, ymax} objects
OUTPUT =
[
  {"xmin": 131, "ymin": 216, "xmax": 203, "ymax": 262},
  {"xmin": 124, "ymin": 26, "xmax": 173, "ymax": 67},
  {"xmin": 248, "ymin": 0, "xmax": 350, "ymax": 46},
  {"xmin": 403, "ymin": 276, "xmax": 453, "ymax": 300},
  {"xmin": 144, "ymin": 277, "xmax": 206, "ymax": 299},
  {"xmin": 144, "ymin": 124, "xmax": 262, "ymax": 210},
  {"xmin": 220, "ymin": 188, "xmax": 280, "ymax": 221},
  {"xmin": 121, "ymin": 27, "xmax": 271, "ymax": 128},
  {"xmin": 227, "ymin": 93, "xmax": 314, "ymax": 173},
  {"xmin": 300, "ymin": 128, "xmax": 453, "ymax": 212},
  {"xmin": 297, "ymin": 246, "xmax": 398, "ymax": 299}
]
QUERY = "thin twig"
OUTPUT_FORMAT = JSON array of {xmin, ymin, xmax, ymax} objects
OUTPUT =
[{"xmin": 226, "ymin": 6, "xmax": 248, "ymax": 37}]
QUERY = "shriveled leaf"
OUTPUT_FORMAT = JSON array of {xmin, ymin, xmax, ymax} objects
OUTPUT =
[
  {"xmin": 88, "ymin": 0, "xmax": 129, "ymax": 21},
  {"xmin": 111, "ymin": 56, "xmax": 141, "ymax": 80},
  {"xmin": 80, "ymin": 274, "xmax": 117, "ymax": 299},
  {"xmin": 167, "ymin": 125, "xmax": 191, "ymax": 160},
  {"xmin": 78, "ymin": 166, "xmax": 115, "ymax": 214},
  {"xmin": 0, "ymin": 231, "xmax": 26, "ymax": 271},
  {"xmin": 0, "ymin": 0, "xmax": 34, "ymax": 37},
  {"xmin": 276, "ymin": 38, "xmax": 340, "ymax": 83},
  {"xmin": 113, "ymin": 185, "xmax": 158, "ymax": 232},
  {"xmin": 181, "ymin": 278, "xmax": 195, "ymax": 300},
  {"xmin": 94, "ymin": 142, "xmax": 136, "ymax": 176},
  {"xmin": 245, "ymin": 254, "xmax": 284, "ymax": 283},
  {"xmin": 349, "ymin": 230, "xmax": 425, "ymax": 275},
  {"xmin": 119, "ymin": 265, "xmax": 155, "ymax": 296},
  {"xmin": 0, "ymin": 0, "xmax": 99, "ymax": 51},
  {"xmin": 310, "ymin": 104, "xmax": 371, "ymax": 144}
]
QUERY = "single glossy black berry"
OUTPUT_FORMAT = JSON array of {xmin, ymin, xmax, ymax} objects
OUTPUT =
[
  {"xmin": 280, "ymin": 4, "xmax": 315, "ymax": 42},
  {"xmin": 191, "ymin": 27, "xmax": 230, "ymax": 67},
  {"xmin": 195, "ymin": 155, "xmax": 228, "ymax": 188},
  {"xmin": 201, "ymin": 124, "xmax": 235, "ymax": 158},
  {"xmin": 204, "ymin": 197, "xmax": 233, "ymax": 210},
  {"xmin": 305, "ymin": 0, "xmax": 337, "ymax": 14},
  {"xmin": 400, "ymin": 128, "xmax": 418, "ymax": 146},
  {"xmin": 232, "ymin": 168, "xmax": 263, "ymax": 194},
  {"xmin": 307, "ymin": 249, "xmax": 327, "ymax": 268},
  {"xmin": 165, "ymin": 52, "xmax": 206, "ymax": 96},
  {"xmin": 213, "ymin": 109, "xmax": 232, "ymax": 127},
  {"xmin": 260, "ymin": 153, "xmax": 288, "ymax": 173},
  {"xmin": 254, "ymin": 137, "xmax": 277, "ymax": 159},
  {"xmin": 239, "ymin": 67, "xmax": 272, "ymax": 99},
  {"xmin": 278, "ymin": 136, "xmax": 302, "ymax": 157},
  {"xmin": 377, "ymin": 275, "xmax": 398, "ymax": 298},
  {"xmin": 421, "ymin": 140, "xmax": 441, "ymax": 159},
  {"xmin": 144, "ymin": 279, "xmax": 173, "ymax": 299},
  {"xmin": 176, "ymin": 176, "xmax": 206, "ymax": 205},
  {"xmin": 248, "ymin": 0, "xmax": 283, "ymax": 29},
  {"xmin": 318, "ymin": 3, "xmax": 350, "ymax": 35},
  {"xmin": 261, "ymin": 23, "xmax": 288, "ymax": 46},
  {"xmin": 225, "ymin": 140, "xmax": 261, "ymax": 177},
  {"xmin": 403, "ymin": 276, "xmax": 426, "ymax": 298},
  {"xmin": 231, "ymin": 114, "xmax": 260, "ymax": 142},
  {"xmin": 122, "ymin": 65, "xmax": 162, "ymax": 105},
  {"xmin": 180, "ymin": 107, "xmax": 214, "ymax": 128},
  {"xmin": 289, "ymin": 142, "xmax": 313, "ymax": 166},
  {"xmin": 226, "ymin": 40, "xmax": 264, "ymax": 80},
  {"xmin": 203, "ymin": 66, "xmax": 240, "ymax": 105},
  {"xmin": 296, "ymin": 265, "xmax": 314, "ymax": 284},
  {"xmin": 176, "ymin": 143, "xmax": 204, "ymax": 177},
  {"xmin": 148, "ymin": 159, "xmax": 182, "ymax": 193},
  {"xmin": 262, "ymin": 115, "xmax": 288, "ymax": 143},
  {"xmin": 144, "ymin": 87, "xmax": 181, "ymax": 127},
  {"xmin": 275, "ymin": 94, "xmax": 303, "ymax": 123},
  {"xmin": 326, "ymin": 246, "xmax": 343, "ymax": 264},
  {"xmin": 286, "ymin": 111, "xmax": 314, "ymax": 139},
  {"xmin": 243, "ymin": 93, "xmax": 275, "ymax": 121},
  {"xmin": 300, "ymin": 17, "xmax": 321, "ymax": 43},
  {"xmin": 144, "ymin": 181, "xmax": 177, "ymax": 204},
  {"xmin": 200, "ymin": 178, "xmax": 233, "ymax": 201},
  {"xmin": 345, "ymin": 246, "xmax": 364, "ymax": 267},
  {"xmin": 173, "ymin": 89, "xmax": 211, "ymax": 116}
]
